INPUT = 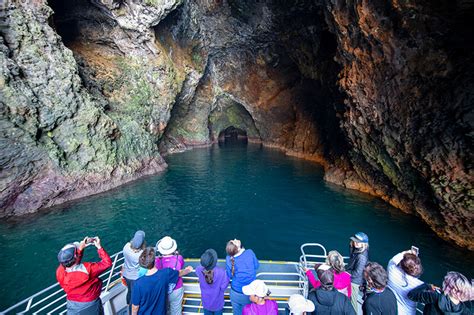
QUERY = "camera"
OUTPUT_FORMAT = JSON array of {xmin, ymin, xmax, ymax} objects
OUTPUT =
[{"xmin": 86, "ymin": 237, "xmax": 97, "ymax": 245}]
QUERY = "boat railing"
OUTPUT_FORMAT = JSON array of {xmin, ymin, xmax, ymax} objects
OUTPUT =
[
  {"xmin": 1, "ymin": 251, "xmax": 125, "ymax": 315},
  {"xmin": 3, "ymin": 244, "xmax": 426, "ymax": 314},
  {"xmin": 299, "ymin": 243, "xmax": 424, "ymax": 314},
  {"xmin": 181, "ymin": 265, "xmax": 307, "ymax": 314},
  {"xmin": 299, "ymin": 242, "xmax": 331, "ymax": 297}
]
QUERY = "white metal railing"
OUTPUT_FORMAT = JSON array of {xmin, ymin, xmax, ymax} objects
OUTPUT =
[
  {"xmin": 299, "ymin": 243, "xmax": 424, "ymax": 314},
  {"xmin": 3, "ymin": 244, "xmax": 426, "ymax": 314},
  {"xmin": 1, "ymin": 251, "xmax": 125, "ymax": 315},
  {"xmin": 182, "ymin": 267, "xmax": 306, "ymax": 315}
]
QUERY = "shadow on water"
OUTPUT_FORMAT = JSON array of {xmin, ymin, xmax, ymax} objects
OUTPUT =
[{"xmin": 0, "ymin": 143, "xmax": 473, "ymax": 309}]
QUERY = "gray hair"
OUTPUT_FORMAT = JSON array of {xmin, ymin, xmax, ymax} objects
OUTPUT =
[{"xmin": 442, "ymin": 272, "xmax": 473, "ymax": 302}]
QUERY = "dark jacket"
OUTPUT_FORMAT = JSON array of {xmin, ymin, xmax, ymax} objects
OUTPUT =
[
  {"xmin": 362, "ymin": 287, "xmax": 397, "ymax": 315},
  {"xmin": 346, "ymin": 247, "xmax": 369, "ymax": 285},
  {"xmin": 408, "ymin": 283, "xmax": 473, "ymax": 315},
  {"xmin": 308, "ymin": 287, "xmax": 356, "ymax": 315}
]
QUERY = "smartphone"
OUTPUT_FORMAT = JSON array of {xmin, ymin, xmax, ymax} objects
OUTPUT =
[
  {"xmin": 86, "ymin": 237, "xmax": 97, "ymax": 245},
  {"xmin": 411, "ymin": 245, "xmax": 419, "ymax": 256}
]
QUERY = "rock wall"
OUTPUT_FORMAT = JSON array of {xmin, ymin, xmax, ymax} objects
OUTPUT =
[
  {"xmin": 0, "ymin": 0, "xmax": 179, "ymax": 215},
  {"xmin": 0, "ymin": 0, "xmax": 472, "ymax": 249},
  {"xmin": 158, "ymin": 0, "xmax": 344, "ymax": 167},
  {"xmin": 321, "ymin": 0, "xmax": 473, "ymax": 249}
]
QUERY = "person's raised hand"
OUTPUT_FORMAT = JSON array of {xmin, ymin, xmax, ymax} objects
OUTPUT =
[
  {"xmin": 79, "ymin": 236, "xmax": 88, "ymax": 251},
  {"xmin": 94, "ymin": 237, "xmax": 102, "ymax": 249}
]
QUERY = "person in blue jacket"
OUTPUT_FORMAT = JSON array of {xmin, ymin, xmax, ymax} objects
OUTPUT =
[{"xmin": 225, "ymin": 239, "xmax": 259, "ymax": 314}]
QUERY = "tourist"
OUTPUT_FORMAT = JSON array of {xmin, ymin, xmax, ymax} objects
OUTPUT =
[
  {"xmin": 362, "ymin": 262, "xmax": 397, "ymax": 315},
  {"xmin": 56, "ymin": 236, "xmax": 112, "ymax": 315},
  {"xmin": 287, "ymin": 294, "xmax": 315, "ymax": 315},
  {"xmin": 408, "ymin": 271, "xmax": 473, "ymax": 314},
  {"xmin": 196, "ymin": 248, "xmax": 230, "ymax": 315},
  {"xmin": 122, "ymin": 230, "xmax": 146, "ymax": 314},
  {"xmin": 226, "ymin": 239, "xmax": 260, "ymax": 314},
  {"xmin": 346, "ymin": 232, "xmax": 369, "ymax": 310},
  {"xmin": 307, "ymin": 264, "xmax": 355, "ymax": 315},
  {"xmin": 305, "ymin": 250, "xmax": 352, "ymax": 297},
  {"xmin": 155, "ymin": 236, "xmax": 189, "ymax": 315},
  {"xmin": 387, "ymin": 249, "xmax": 424, "ymax": 314},
  {"xmin": 131, "ymin": 247, "xmax": 193, "ymax": 314},
  {"xmin": 242, "ymin": 279, "xmax": 278, "ymax": 314}
]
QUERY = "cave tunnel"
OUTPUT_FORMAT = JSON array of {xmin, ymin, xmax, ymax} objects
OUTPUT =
[
  {"xmin": 47, "ymin": 0, "xmax": 82, "ymax": 46},
  {"xmin": 47, "ymin": 0, "xmax": 113, "ymax": 49},
  {"xmin": 218, "ymin": 126, "xmax": 248, "ymax": 145}
]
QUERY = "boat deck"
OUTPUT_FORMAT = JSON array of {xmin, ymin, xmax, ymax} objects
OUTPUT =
[
  {"xmin": 181, "ymin": 259, "xmax": 304, "ymax": 314},
  {"xmin": 4, "ymin": 243, "xmax": 420, "ymax": 314}
]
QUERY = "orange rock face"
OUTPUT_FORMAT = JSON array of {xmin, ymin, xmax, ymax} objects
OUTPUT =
[{"xmin": 323, "ymin": 0, "xmax": 473, "ymax": 249}]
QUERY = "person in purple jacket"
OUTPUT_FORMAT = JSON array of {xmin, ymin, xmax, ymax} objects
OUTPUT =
[
  {"xmin": 226, "ymin": 239, "xmax": 260, "ymax": 315},
  {"xmin": 242, "ymin": 280, "xmax": 278, "ymax": 315},
  {"xmin": 196, "ymin": 249, "xmax": 230, "ymax": 315}
]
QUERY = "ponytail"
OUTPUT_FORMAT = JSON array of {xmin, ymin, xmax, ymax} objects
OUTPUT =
[
  {"xmin": 231, "ymin": 256, "xmax": 235, "ymax": 277},
  {"xmin": 226, "ymin": 240, "xmax": 239, "ymax": 277},
  {"xmin": 203, "ymin": 269, "xmax": 214, "ymax": 284}
]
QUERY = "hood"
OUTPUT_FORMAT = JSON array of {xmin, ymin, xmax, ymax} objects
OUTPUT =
[
  {"xmin": 315, "ymin": 288, "xmax": 337, "ymax": 306},
  {"xmin": 437, "ymin": 294, "xmax": 465, "ymax": 314}
]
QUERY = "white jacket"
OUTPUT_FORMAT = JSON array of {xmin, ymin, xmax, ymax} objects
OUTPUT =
[{"xmin": 387, "ymin": 252, "xmax": 424, "ymax": 315}]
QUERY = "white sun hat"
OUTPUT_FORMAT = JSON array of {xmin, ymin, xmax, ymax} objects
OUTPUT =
[
  {"xmin": 156, "ymin": 236, "xmax": 177, "ymax": 255},
  {"xmin": 242, "ymin": 280, "xmax": 269, "ymax": 298},
  {"xmin": 288, "ymin": 294, "xmax": 315, "ymax": 314}
]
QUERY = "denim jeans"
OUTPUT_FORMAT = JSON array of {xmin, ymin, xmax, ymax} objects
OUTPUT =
[
  {"xmin": 168, "ymin": 287, "xmax": 184, "ymax": 315},
  {"xmin": 124, "ymin": 277, "xmax": 136, "ymax": 314},
  {"xmin": 67, "ymin": 298, "xmax": 103, "ymax": 315},
  {"xmin": 204, "ymin": 309, "xmax": 223, "ymax": 315},
  {"xmin": 230, "ymin": 289, "xmax": 250, "ymax": 315}
]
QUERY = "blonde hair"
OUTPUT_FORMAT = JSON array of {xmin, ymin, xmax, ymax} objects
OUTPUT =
[
  {"xmin": 326, "ymin": 250, "xmax": 345, "ymax": 273},
  {"xmin": 351, "ymin": 241, "xmax": 369, "ymax": 253},
  {"xmin": 442, "ymin": 271, "xmax": 473, "ymax": 302}
]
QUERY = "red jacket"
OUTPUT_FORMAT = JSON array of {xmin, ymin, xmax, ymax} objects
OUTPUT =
[{"xmin": 56, "ymin": 247, "xmax": 112, "ymax": 302}]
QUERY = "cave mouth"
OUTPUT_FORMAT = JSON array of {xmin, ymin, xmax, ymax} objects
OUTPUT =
[
  {"xmin": 47, "ymin": 0, "xmax": 82, "ymax": 46},
  {"xmin": 218, "ymin": 126, "xmax": 248, "ymax": 145}
]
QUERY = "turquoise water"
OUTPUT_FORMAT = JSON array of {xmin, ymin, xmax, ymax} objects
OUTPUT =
[{"xmin": 0, "ymin": 143, "xmax": 473, "ymax": 309}]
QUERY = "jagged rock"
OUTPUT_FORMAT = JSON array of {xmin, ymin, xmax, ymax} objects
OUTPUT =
[
  {"xmin": 0, "ymin": 1, "xmax": 168, "ymax": 216},
  {"xmin": 322, "ymin": 0, "xmax": 473, "ymax": 248},
  {"xmin": 0, "ymin": 0, "xmax": 472, "ymax": 249}
]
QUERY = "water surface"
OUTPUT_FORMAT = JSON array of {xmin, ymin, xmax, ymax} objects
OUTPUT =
[{"xmin": 0, "ymin": 143, "xmax": 473, "ymax": 309}]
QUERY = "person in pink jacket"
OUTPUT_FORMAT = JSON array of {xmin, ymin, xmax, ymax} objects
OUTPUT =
[{"xmin": 305, "ymin": 250, "xmax": 352, "ymax": 297}]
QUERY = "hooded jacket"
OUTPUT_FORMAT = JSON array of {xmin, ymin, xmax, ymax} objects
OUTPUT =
[
  {"xmin": 308, "ymin": 287, "xmax": 356, "ymax": 315},
  {"xmin": 408, "ymin": 284, "xmax": 473, "ymax": 315},
  {"xmin": 346, "ymin": 247, "xmax": 369, "ymax": 285},
  {"xmin": 56, "ymin": 247, "xmax": 112, "ymax": 302},
  {"xmin": 362, "ymin": 287, "xmax": 398, "ymax": 315}
]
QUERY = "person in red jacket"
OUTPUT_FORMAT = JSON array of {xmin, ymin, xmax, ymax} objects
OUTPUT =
[{"xmin": 56, "ymin": 236, "xmax": 112, "ymax": 314}]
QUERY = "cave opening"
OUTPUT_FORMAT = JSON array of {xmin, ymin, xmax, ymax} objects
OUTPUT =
[
  {"xmin": 218, "ymin": 126, "xmax": 248, "ymax": 145},
  {"xmin": 47, "ymin": 0, "xmax": 82, "ymax": 46},
  {"xmin": 47, "ymin": 0, "xmax": 115, "ymax": 52}
]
